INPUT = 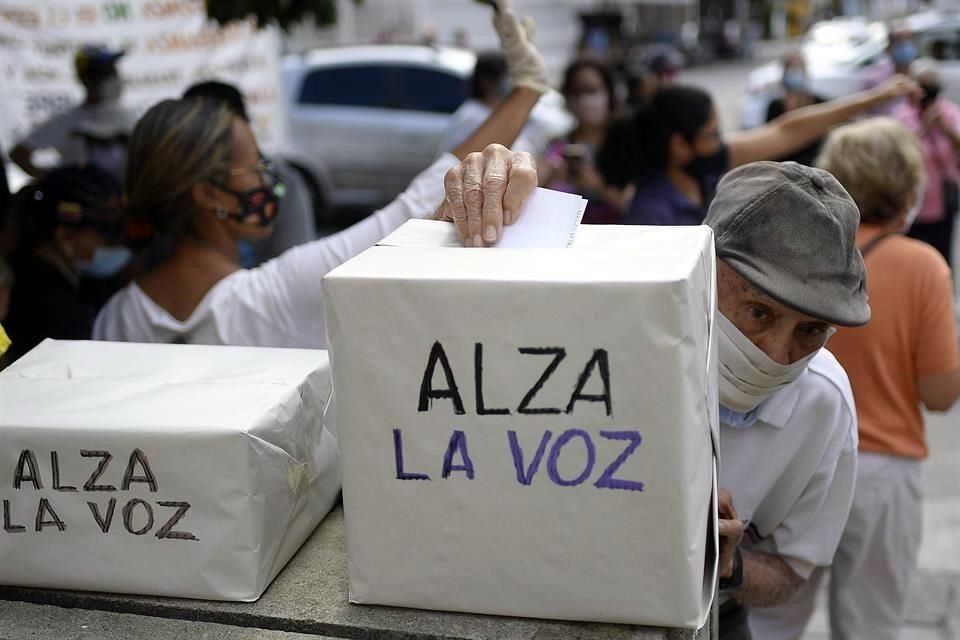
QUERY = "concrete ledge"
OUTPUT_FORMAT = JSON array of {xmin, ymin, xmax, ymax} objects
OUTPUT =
[
  {"xmin": 0, "ymin": 601, "xmax": 332, "ymax": 640},
  {"xmin": 0, "ymin": 509, "xmax": 710, "ymax": 640}
]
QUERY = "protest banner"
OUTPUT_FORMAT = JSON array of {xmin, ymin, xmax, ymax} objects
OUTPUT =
[
  {"xmin": 0, "ymin": 0, "xmax": 284, "ymax": 155},
  {"xmin": 0, "ymin": 339, "xmax": 339, "ymax": 601},
  {"xmin": 323, "ymin": 220, "xmax": 719, "ymax": 628}
]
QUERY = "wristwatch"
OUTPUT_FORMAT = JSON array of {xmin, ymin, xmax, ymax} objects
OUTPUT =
[{"xmin": 719, "ymin": 546, "xmax": 743, "ymax": 591}]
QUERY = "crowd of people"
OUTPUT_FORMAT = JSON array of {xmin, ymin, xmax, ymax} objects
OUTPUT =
[{"xmin": 0, "ymin": 4, "xmax": 958, "ymax": 640}]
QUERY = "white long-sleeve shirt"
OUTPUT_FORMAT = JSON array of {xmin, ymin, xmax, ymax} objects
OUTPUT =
[{"xmin": 93, "ymin": 154, "xmax": 458, "ymax": 348}]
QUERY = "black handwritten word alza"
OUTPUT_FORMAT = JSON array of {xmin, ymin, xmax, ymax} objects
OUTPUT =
[{"xmin": 418, "ymin": 342, "xmax": 613, "ymax": 416}]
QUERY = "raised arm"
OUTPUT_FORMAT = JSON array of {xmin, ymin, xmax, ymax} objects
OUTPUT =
[
  {"xmin": 727, "ymin": 76, "xmax": 917, "ymax": 168},
  {"xmin": 450, "ymin": 0, "xmax": 550, "ymax": 161}
]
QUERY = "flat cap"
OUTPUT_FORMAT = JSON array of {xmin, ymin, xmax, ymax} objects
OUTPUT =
[{"xmin": 704, "ymin": 161, "xmax": 870, "ymax": 327}]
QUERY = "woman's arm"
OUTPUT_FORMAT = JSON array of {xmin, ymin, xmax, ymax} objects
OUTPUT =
[
  {"xmin": 450, "ymin": 0, "xmax": 549, "ymax": 161},
  {"xmin": 451, "ymin": 88, "xmax": 542, "ymax": 161},
  {"xmin": 727, "ymin": 76, "xmax": 917, "ymax": 168}
]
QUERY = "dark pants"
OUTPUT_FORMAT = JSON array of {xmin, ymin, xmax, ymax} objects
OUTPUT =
[
  {"xmin": 719, "ymin": 600, "xmax": 752, "ymax": 640},
  {"xmin": 909, "ymin": 215, "xmax": 956, "ymax": 267}
]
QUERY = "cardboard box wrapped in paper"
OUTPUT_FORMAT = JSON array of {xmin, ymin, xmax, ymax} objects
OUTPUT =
[
  {"xmin": 323, "ymin": 220, "xmax": 719, "ymax": 628},
  {"xmin": 0, "ymin": 340, "xmax": 340, "ymax": 601}
]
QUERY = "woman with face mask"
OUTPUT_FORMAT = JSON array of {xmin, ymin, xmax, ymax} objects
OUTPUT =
[
  {"xmin": 763, "ymin": 51, "xmax": 825, "ymax": 166},
  {"xmin": 4, "ymin": 165, "xmax": 130, "ymax": 362},
  {"xmin": 540, "ymin": 60, "xmax": 629, "ymax": 224},
  {"xmin": 597, "ymin": 75, "xmax": 917, "ymax": 227},
  {"xmin": 749, "ymin": 117, "xmax": 960, "ymax": 640},
  {"xmin": 93, "ymin": 2, "xmax": 547, "ymax": 347},
  {"xmin": 892, "ymin": 58, "xmax": 960, "ymax": 266}
]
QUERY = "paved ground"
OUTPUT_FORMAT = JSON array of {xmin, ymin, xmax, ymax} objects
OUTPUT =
[{"xmin": 795, "ymin": 409, "xmax": 960, "ymax": 640}]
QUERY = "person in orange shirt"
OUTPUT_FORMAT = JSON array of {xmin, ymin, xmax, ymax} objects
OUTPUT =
[{"xmin": 751, "ymin": 117, "xmax": 960, "ymax": 640}]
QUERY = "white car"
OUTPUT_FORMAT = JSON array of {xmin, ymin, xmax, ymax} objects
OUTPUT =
[
  {"xmin": 740, "ymin": 18, "xmax": 888, "ymax": 129},
  {"xmin": 909, "ymin": 13, "xmax": 960, "ymax": 104},
  {"xmin": 280, "ymin": 45, "xmax": 571, "ymax": 221}
]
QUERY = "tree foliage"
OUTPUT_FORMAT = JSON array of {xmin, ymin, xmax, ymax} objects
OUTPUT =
[{"xmin": 205, "ymin": 0, "xmax": 343, "ymax": 31}]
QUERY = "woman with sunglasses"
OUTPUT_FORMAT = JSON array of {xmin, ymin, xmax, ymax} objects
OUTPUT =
[{"xmin": 93, "ymin": 2, "xmax": 546, "ymax": 347}]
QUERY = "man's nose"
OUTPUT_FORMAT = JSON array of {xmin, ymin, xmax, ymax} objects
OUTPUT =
[{"xmin": 755, "ymin": 332, "xmax": 792, "ymax": 366}]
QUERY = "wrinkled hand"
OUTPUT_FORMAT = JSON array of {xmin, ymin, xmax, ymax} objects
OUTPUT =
[
  {"xmin": 492, "ymin": 0, "xmax": 551, "ymax": 95},
  {"xmin": 435, "ymin": 144, "xmax": 537, "ymax": 246},
  {"xmin": 875, "ymin": 74, "xmax": 920, "ymax": 103},
  {"xmin": 718, "ymin": 487, "xmax": 745, "ymax": 580}
]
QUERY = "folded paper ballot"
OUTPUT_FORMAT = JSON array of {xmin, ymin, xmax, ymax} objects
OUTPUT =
[
  {"xmin": 323, "ymin": 220, "xmax": 719, "ymax": 628},
  {"xmin": 494, "ymin": 188, "xmax": 586, "ymax": 248},
  {"xmin": 0, "ymin": 340, "xmax": 339, "ymax": 601}
]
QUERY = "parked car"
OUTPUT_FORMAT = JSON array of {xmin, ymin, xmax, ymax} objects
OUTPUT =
[
  {"xmin": 740, "ymin": 17, "xmax": 888, "ymax": 129},
  {"xmin": 909, "ymin": 12, "xmax": 960, "ymax": 104},
  {"xmin": 279, "ymin": 45, "xmax": 571, "ymax": 223}
]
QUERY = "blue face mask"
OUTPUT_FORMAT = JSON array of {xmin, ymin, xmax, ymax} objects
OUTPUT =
[
  {"xmin": 76, "ymin": 246, "xmax": 132, "ymax": 279},
  {"xmin": 783, "ymin": 68, "xmax": 808, "ymax": 93},
  {"xmin": 891, "ymin": 41, "xmax": 917, "ymax": 66}
]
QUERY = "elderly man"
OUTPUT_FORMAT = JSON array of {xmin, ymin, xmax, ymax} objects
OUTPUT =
[{"xmin": 700, "ymin": 162, "xmax": 864, "ymax": 640}]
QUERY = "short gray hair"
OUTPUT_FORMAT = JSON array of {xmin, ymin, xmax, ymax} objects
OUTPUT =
[{"xmin": 816, "ymin": 117, "xmax": 925, "ymax": 224}]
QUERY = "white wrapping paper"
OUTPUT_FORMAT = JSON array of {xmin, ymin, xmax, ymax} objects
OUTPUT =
[
  {"xmin": 323, "ymin": 220, "xmax": 718, "ymax": 628},
  {"xmin": 0, "ymin": 340, "xmax": 339, "ymax": 601}
]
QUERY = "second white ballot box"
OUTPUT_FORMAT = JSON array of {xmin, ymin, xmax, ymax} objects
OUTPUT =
[
  {"xmin": 0, "ymin": 340, "xmax": 339, "ymax": 601},
  {"xmin": 323, "ymin": 221, "xmax": 719, "ymax": 628}
]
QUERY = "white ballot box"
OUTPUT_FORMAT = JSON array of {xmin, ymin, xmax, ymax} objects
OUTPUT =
[
  {"xmin": 323, "ymin": 221, "xmax": 719, "ymax": 628},
  {"xmin": 0, "ymin": 340, "xmax": 339, "ymax": 601}
]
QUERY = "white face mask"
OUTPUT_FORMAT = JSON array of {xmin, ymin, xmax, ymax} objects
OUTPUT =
[
  {"xmin": 573, "ymin": 91, "xmax": 609, "ymax": 126},
  {"xmin": 717, "ymin": 312, "xmax": 831, "ymax": 412}
]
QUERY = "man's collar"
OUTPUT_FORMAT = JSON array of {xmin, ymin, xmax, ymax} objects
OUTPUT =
[{"xmin": 754, "ymin": 373, "xmax": 805, "ymax": 429}]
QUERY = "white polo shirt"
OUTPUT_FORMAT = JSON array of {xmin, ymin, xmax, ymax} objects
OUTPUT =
[{"xmin": 720, "ymin": 349, "xmax": 858, "ymax": 580}]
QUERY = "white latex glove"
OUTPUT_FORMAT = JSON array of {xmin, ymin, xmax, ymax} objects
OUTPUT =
[{"xmin": 492, "ymin": 0, "xmax": 551, "ymax": 95}]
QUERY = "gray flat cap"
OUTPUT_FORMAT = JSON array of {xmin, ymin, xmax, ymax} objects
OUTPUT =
[{"xmin": 705, "ymin": 161, "xmax": 870, "ymax": 327}]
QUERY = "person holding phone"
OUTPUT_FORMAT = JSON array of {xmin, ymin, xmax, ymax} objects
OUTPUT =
[
  {"xmin": 893, "ymin": 58, "xmax": 960, "ymax": 265},
  {"xmin": 540, "ymin": 59, "xmax": 631, "ymax": 224}
]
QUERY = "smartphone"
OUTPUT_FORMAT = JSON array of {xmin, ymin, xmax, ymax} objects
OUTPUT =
[{"xmin": 562, "ymin": 143, "xmax": 590, "ymax": 178}]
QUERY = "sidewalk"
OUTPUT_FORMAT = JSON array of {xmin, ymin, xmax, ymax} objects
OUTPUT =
[{"xmin": 800, "ymin": 408, "xmax": 960, "ymax": 640}]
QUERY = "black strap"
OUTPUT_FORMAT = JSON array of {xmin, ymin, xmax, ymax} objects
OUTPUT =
[{"xmin": 859, "ymin": 231, "xmax": 901, "ymax": 258}]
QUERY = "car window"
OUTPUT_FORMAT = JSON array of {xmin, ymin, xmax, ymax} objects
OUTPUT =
[
  {"xmin": 298, "ymin": 65, "xmax": 388, "ymax": 107},
  {"xmin": 918, "ymin": 31, "xmax": 960, "ymax": 61},
  {"xmin": 386, "ymin": 66, "xmax": 468, "ymax": 114},
  {"xmin": 298, "ymin": 63, "xmax": 467, "ymax": 113}
]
